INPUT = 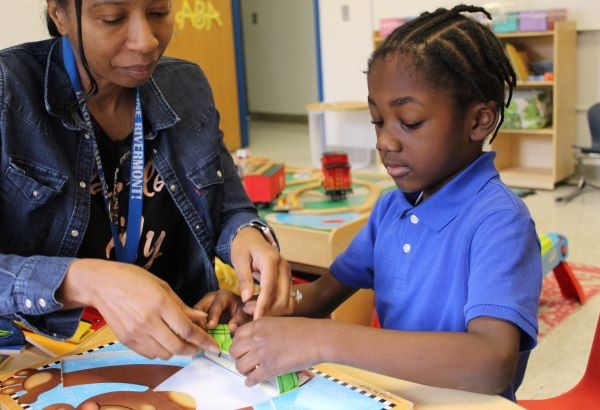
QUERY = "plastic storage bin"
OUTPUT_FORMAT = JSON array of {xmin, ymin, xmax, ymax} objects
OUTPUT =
[
  {"xmin": 492, "ymin": 11, "xmax": 518, "ymax": 32},
  {"xmin": 306, "ymin": 102, "xmax": 375, "ymax": 169},
  {"xmin": 519, "ymin": 10, "xmax": 548, "ymax": 31}
]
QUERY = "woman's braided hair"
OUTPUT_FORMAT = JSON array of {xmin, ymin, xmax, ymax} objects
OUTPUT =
[{"xmin": 368, "ymin": 4, "xmax": 515, "ymax": 143}]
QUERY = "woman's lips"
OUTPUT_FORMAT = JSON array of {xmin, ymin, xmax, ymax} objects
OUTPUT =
[{"xmin": 122, "ymin": 64, "xmax": 153, "ymax": 80}]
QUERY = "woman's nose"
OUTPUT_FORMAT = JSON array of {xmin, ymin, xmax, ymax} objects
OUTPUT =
[{"xmin": 127, "ymin": 15, "xmax": 160, "ymax": 54}]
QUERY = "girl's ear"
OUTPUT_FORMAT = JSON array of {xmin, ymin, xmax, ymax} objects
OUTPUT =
[
  {"xmin": 47, "ymin": 0, "xmax": 70, "ymax": 36},
  {"xmin": 470, "ymin": 101, "xmax": 499, "ymax": 142}
]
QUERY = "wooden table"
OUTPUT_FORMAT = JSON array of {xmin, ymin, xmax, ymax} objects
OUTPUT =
[{"xmin": 1, "ymin": 328, "xmax": 521, "ymax": 410}]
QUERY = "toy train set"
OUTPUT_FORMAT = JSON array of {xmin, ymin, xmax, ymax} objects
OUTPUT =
[{"xmin": 238, "ymin": 152, "xmax": 354, "ymax": 206}]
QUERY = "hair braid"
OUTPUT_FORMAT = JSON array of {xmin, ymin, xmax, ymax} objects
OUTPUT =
[{"xmin": 368, "ymin": 4, "xmax": 515, "ymax": 143}]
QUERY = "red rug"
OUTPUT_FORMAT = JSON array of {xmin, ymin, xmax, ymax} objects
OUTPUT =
[{"xmin": 538, "ymin": 262, "xmax": 600, "ymax": 339}]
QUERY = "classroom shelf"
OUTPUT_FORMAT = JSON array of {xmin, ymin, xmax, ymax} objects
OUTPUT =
[{"xmin": 493, "ymin": 21, "xmax": 577, "ymax": 189}]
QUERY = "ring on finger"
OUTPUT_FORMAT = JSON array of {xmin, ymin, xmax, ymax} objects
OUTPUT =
[{"xmin": 290, "ymin": 288, "xmax": 303, "ymax": 304}]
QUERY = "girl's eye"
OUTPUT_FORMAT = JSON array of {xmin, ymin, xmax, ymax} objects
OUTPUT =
[
  {"xmin": 370, "ymin": 119, "xmax": 384, "ymax": 127},
  {"xmin": 402, "ymin": 121, "xmax": 424, "ymax": 130}
]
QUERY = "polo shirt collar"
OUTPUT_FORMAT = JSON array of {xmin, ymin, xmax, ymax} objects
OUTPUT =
[
  {"xmin": 395, "ymin": 151, "xmax": 499, "ymax": 231},
  {"xmin": 44, "ymin": 38, "xmax": 180, "ymax": 138}
]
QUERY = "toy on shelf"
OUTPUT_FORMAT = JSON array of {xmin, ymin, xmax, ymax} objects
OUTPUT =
[
  {"xmin": 540, "ymin": 232, "xmax": 586, "ymax": 304},
  {"xmin": 321, "ymin": 151, "xmax": 353, "ymax": 201},
  {"xmin": 233, "ymin": 150, "xmax": 285, "ymax": 206}
]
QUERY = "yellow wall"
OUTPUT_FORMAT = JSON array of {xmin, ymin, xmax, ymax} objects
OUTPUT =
[{"xmin": 167, "ymin": 0, "xmax": 242, "ymax": 151}]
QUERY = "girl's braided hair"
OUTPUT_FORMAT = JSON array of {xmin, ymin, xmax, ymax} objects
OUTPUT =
[{"xmin": 369, "ymin": 4, "xmax": 515, "ymax": 143}]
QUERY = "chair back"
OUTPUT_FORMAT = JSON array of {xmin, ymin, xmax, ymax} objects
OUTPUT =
[
  {"xmin": 584, "ymin": 313, "xmax": 600, "ymax": 381},
  {"xmin": 588, "ymin": 102, "xmax": 600, "ymax": 148}
]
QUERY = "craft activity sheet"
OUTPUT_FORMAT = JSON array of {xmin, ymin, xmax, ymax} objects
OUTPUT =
[{"xmin": 0, "ymin": 341, "xmax": 412, "ymax": 409}]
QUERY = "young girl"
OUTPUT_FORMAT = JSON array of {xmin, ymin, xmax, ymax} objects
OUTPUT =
[
  {"xmin": 0, "ymin": 0, "xmax": 292, "ymax": 360},
  {"xmin": 226, "ymin": 4, "xmax": 542, "ymax": 401}
]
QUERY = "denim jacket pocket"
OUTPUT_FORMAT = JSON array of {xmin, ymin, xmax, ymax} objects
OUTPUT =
[
  {"xmin": 1, "ymin": 158, "xmax": 68, "ymax": 253},
  {"xmin": 186, "ymin": 153, "xmax": 224, "ymax": 228},
  {"xmin": 5, "ymin": 158, "xmax": 67, "ymax": 203},
  {"xmin": 187, "ymin": 153, "xmax": 225, "ymax": 190}
]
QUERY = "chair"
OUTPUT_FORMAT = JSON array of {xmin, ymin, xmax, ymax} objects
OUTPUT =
[
  {"xmin": 518, "ymin": 314, "xmax": 600, "ymax": 409},
  {"xmin": 556, "ymin": 102, "xmax": 600, "ymax": 202}
]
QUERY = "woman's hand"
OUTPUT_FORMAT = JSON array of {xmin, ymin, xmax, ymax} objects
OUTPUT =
[
  {"xmin": 230, "ymin": 227, "xmax": 293, "ymax": 319},
  {"xmin": 229, "ymin": 317, "xmax": 323, "ymax": 386},
  {"xmin": 193, "ymin": 289, "xmax": 252, "ymax": 333},
  {"xmin": 58, "ymin": 259, "xmax": 220, "ymax": 360}
]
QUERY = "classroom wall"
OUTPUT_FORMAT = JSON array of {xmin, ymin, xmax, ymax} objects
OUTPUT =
[
  {"xmin": 241, "ymin": 0, "xmax": 318, "ymax": 115},
  {"xmin": 317, "ymin": 0, "xmax": 373, "ymax": 102},
  {"xmin": 0, "ymin": 0, "xmax": 48, "ymax": 50}
]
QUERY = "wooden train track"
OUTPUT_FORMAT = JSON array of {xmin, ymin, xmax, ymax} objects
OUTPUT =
[{"xmin": 282, "ymin": 178, "xmax": 380, "ymax": 215}]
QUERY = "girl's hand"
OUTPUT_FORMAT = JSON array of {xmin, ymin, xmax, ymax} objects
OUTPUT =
[
  {"xmin": 58, "ymin": 259, "xmax": 220, "ymax": 359},
  {"xmin": 229, "ymin": 317, "xmax": 323, "ymax": 386},
  {"xmin": 193, "ymin": 289, "xmax": 252, "ymax": 333},
  {"xmin": 230, "ymin": 227, "xmax": 293, "ymax": 320}
]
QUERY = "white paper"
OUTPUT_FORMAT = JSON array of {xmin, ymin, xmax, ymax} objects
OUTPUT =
[{"xmin": 155, "ymin": 356, "xmax": 276, "ymax": 410}]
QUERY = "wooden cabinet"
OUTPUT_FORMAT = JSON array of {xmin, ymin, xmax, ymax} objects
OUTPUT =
[
  {"xmin": 373, "ymin": 21, "xmax": 577, "ymax": 189},
  {"xmin": 493, "ymin": 21, "xmax": 577, "ymax": 189}
]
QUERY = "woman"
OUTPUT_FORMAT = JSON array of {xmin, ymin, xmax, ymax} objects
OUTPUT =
[{"xmin": 0, "ymin": 0, "xmax": 292, "ymax": 360}]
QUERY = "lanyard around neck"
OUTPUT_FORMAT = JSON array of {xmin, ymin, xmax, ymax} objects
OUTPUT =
[{"xmin": 62, "ymin": 36, "xmax": 144, "ymax": 264}]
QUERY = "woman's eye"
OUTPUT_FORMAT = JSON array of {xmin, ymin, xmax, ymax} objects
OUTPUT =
[
  {"xmin": 370, "ymin": 119, "xmax": 384, "ymax": 127},
  {"xmin": 102, "ymin": 17, "xmax": 125, "ymax": 25},
  {"xmin": 150, "ymin": 10, "xmax": 170, "ymax": 18}
]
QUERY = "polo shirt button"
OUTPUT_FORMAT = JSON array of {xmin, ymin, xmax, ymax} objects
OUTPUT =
[
  {"xmin": 25, "ymin": 298, "xmax": 32, "ymax": 308},
  {"xmin": 217, "ymin": 170, "xmax": 223, "ymax": 178},
  {"xmin": 38, "ymin": 298, "xmax": 47, "ymax": 308},
  {"xmin": 403, "ymin": 243, "xmax": 411, "ymax": 253},
  {"xmin": 71, "ymin": 230, "xmax": 80, "ymax": 237},
  {"xmin": 410, "ymin": 215, "xmax": 419, "ymax": 224}
]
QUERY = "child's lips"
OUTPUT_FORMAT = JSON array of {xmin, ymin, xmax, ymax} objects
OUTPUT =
[{"xmin": 386, "ymin": 164, "xmax": 411, "ymax": 178}]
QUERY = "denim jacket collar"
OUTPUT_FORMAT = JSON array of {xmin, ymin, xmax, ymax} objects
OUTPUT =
[{"xmin": 44, "ymin": 39, "xmax": 180, "ymax": 138}]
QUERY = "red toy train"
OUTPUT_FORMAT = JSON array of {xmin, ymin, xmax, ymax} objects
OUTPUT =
[
  {"xmin": 321, "ymin": 151, "xmax": 352, "ymax": 201},
  {"xmin": 242, "ymin": 161, "xmax": 285, "ymax": 206}
]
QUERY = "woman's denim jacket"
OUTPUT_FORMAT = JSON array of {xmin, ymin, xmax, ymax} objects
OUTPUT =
[{"xmin": 0, "ymin": 39, "xmax": 261, "ymax": 339}]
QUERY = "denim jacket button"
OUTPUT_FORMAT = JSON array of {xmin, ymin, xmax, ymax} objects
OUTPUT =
[
  {"xmin": 84, "ymin": 133, "xmax": 91, "ymax": 140},
  {"xmin": 38, "ymin": 298, "xmax": 47, "ymax": 308},
  {"xmin": 32, "ymin": 190, "xmax": 41, "ymax": 199},
  {"xmin": 170, "ymin": 184, "xmax": 177, "ymax": 191},
  {"xmin": 24, "ymin": 298, "xmax": 33, "ymax": 308},
  {"xmin": 71, "ymin": 230, "xmax": 80, "ymax": 237},
  {"xmin": 79, "ymin": 181, "xmax": 87, "ymax": 189},
  {"xmin": 217, "ymin": 170, "xmax": 223, "ymax": 177}
]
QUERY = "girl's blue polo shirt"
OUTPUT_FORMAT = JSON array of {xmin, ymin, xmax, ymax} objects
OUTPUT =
[{"xmin": 331, "ymin": 152, "xmax": 542, "ymax": 351}]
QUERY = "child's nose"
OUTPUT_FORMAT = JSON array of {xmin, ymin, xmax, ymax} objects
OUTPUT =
[{"xmin": 376, "ymin": 127, "xmax": 402, "ymax": 152}]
